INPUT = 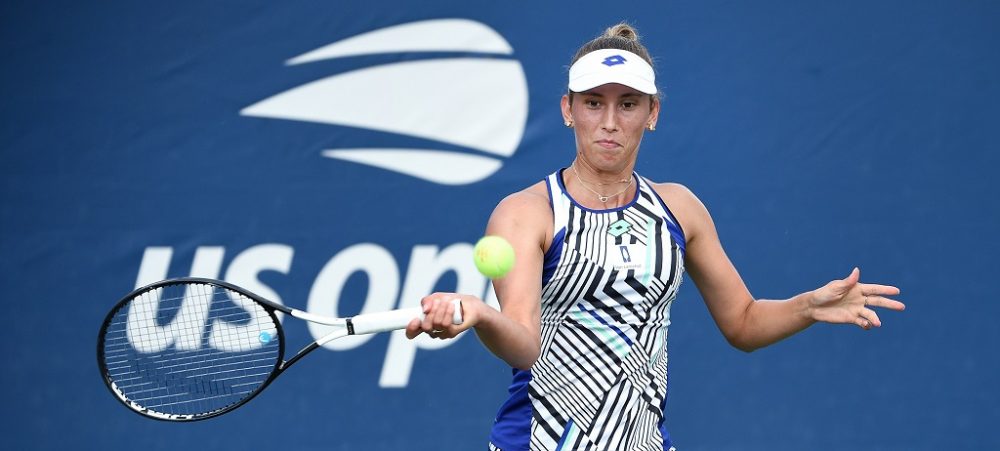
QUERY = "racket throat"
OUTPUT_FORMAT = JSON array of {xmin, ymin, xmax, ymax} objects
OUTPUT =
[{"xmin": 282, "ymin": 342, "xmax": 322, "ymax": 371}]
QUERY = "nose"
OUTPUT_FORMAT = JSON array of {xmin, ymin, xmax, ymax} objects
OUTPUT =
[{"xmin": 600, "ymin": 107, "xmax": 619, "ymax": 133}]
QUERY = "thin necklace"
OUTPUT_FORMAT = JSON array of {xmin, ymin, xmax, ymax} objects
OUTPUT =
[{"xmin": 571, "ymin": 164, "xmax": 634, "ymax": 203}]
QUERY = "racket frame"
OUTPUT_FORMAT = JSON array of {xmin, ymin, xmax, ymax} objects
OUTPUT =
[{"xmin": 97, "ymin": 277, "xmax": 455, "ymax": 421}]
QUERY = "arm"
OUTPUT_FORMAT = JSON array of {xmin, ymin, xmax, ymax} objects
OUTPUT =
[
  {"xmin": 658, "ymin": 183, "xmax": 905, "ymax": 352},
  {"xmin": 406, "ymin": 184, "xmax": 550, "ymax": 369}
]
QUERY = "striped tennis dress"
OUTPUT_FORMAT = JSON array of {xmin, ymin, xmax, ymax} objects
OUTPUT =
[{"xmin": 490, "ymin": 169, "xmax": 686, "ymax": 451}]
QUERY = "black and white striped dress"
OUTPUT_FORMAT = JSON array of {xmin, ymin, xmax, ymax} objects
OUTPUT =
[{"xmin": 490, "ymin": 169, "xmax": 686, "ymax": 451}]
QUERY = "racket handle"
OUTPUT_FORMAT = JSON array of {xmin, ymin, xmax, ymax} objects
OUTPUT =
[{"xmin": 350, "ymin": 299, "xmax": 463, "ymax": 335}]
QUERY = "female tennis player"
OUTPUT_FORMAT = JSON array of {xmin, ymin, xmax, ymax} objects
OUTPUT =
[{"xmin": 406, "ymin": 23, "xmax": 905, "ymax": 451}]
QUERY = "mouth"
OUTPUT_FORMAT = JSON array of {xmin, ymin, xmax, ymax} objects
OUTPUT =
[{"xmin": 595, "ymin": 139, "xmax": 620, "ymax": 149}]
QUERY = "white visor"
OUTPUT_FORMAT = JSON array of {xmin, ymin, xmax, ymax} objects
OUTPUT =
[{"xmin": 568, "ymin": 48, "xmax": 657, "ymax": 95}]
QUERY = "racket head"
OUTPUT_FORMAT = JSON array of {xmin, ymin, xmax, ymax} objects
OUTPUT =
[{"xmin": 97, "ymin": 278, "xmax": 286, "ymax": 421}]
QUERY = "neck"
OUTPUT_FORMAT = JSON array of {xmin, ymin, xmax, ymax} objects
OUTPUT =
[
  {"xmin": 571, "ymin": 159, "xmax": 633, "ymax": 185},
  {"xmin": 568, "ymin": 162, "xmax": 635, "ymax": 207}
]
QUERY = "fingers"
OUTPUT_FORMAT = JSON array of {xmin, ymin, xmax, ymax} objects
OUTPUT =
[
  {"xmin": 416, "ymin": 294, "xmax": 462, "ymax": 340},
  {"xmin": 404, "ymin": 318, "xmax": 423, "ymax": 339},
  {"xmin": 816, "ymin": 268, "xmax": 903, "ymax": 330},
  {"xmin": 826, "ymin": 267, "xmax": 861, "ymax": 297},
  {"xmin": 860, "ymin": 283, "xmax": 901, "ymax": 297},
  {"xmin": 433, "ymin": 297, "xmax": 455, "ymax": 328},
  {"xmin": 859, "ymin": 281, "xmax": 905, "ymax": 312},
  {"xmin": 856, "ymin": 308, "xmax": 882, "ymax": 330},
  {"xmin": 863, "ymin": 294, "xmax": 906, "ymax": 311},
  {"xmin": 845, "ymin": 267, "xmax": 861, "ymax": 285}
]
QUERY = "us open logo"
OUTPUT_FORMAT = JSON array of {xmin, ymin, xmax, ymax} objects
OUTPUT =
[{"xmin": 240, "ymin": 18, "xmax": 529, "ymax": 185}]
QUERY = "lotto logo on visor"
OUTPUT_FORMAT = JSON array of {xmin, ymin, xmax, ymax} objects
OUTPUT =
[
  {"xmin": 568, "ymin": 49, "xmax": 656, "ymax": 95},
  {"xmin": 602, "ymin": 55, "xmax": 627, "ymax": 66}
]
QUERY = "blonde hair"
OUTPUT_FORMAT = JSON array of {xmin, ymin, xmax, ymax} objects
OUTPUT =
[{"xmin": 571, "ymin": 23, "xmax": 654, "ymax": 67}]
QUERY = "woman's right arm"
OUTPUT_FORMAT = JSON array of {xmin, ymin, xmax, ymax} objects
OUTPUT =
[
  {"xmin": 474, "ymin": 186, "xmax": 551, "ymax": 369},
  {"xmin": 405, "ymin": 184, "xmax": 551, "ymax": 370}
]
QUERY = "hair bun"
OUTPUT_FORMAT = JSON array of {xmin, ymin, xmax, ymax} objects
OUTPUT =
[{"xmin": 604, "ymin": 23, "xmax": 639, "ymax": 41}]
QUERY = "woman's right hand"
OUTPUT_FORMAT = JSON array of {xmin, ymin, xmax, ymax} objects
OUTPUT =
[{"xmin": 405, "ymin": 292, "xmax": 481, "ymax": 340}]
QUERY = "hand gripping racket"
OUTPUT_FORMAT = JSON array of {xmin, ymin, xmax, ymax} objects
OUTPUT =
[{"xmin": 97, "ymin": 277, "xmax": 461, "ymax": 421}]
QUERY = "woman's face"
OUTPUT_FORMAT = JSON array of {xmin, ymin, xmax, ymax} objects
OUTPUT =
[{"xmin": 562, "ymin": 83, "xmax": 659, "ymax": 173}]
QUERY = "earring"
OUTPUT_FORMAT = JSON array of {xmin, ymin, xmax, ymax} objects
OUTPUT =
[
  {"xmin": 647, "ymin": 123, "xmax": 656, "ymax": 131},
  {"xmin": 565, "ymin": 120, "xmax": 574, "ymax": 128}
]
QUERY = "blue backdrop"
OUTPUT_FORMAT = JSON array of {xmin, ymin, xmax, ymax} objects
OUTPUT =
[{"xmin": 1, "ymin": 1, "xmax": 997, "ymax": 449}]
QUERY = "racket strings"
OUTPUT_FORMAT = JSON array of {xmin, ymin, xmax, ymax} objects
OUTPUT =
[{"xmin": 101, "ymin": 283, "xmax": 281, "ymax": 419}]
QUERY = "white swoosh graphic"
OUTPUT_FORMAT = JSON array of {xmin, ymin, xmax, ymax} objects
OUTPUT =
[
  {"xmin": 241, "ymin": 58, "xmax": 527, "ymax": 157},
  {"xmin": 287, "ymin": 18, "xmax": 513, "ymax": 64},
  {"xmin": 242, "ymin": 19, "xmax": 528, "ymax": 185},
  {"xmin": 322, "ymin": 149, "xmax": 502, "ymax": 185}
]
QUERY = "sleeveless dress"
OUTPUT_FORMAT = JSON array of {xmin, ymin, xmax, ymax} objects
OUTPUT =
[{"xmin": 490, "ymin": 169, "xmax": 687, "ymax": 451}]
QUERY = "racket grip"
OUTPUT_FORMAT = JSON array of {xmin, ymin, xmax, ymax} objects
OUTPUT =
[{"xmin": 350, "ymin": 299, "xmax": 463, "ymax": 335}]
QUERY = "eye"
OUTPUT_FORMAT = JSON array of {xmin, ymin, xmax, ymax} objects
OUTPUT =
[
  {"xmin": 621, "ymin": 100, "xmax": 638, "ymax": 110},
  {"xmin": 584, "ymin": 99, "xmax": 601, "ymax": 109}
]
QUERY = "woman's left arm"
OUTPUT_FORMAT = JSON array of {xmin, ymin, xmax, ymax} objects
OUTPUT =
[{"xmin": 658, "ymin": 183, "xmax": 905, "ymax": 352}]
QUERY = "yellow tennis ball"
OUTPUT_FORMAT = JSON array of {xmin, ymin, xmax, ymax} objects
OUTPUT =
[{"xmin": 473, "ymin": 235, "xmax": 515, "ymax": 279}]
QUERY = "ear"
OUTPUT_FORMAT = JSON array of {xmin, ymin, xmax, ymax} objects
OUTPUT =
[
  {"xmin": 560, "ymin": 94, "xmax": 573, "ymax": 123},
  {"xmin": 646, "ymin": 96, "xmax": 661, "ymax": 130}
]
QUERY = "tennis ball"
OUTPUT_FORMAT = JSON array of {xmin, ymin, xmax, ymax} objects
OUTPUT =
[{"xmin": 473, "ymin": 235, "xmax": 515, "ymax": 279}]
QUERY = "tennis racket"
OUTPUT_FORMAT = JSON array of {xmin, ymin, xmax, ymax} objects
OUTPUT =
[{"xmin": 97, "ymin": 277, "xmax": 461, "ymax": 421}]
